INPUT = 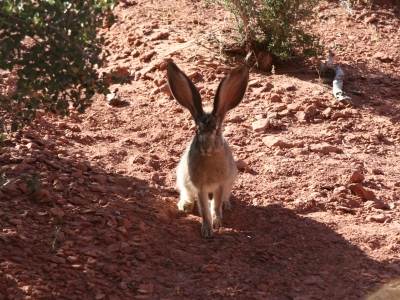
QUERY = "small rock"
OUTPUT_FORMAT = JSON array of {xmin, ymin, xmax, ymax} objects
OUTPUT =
[
  {"xmin": 201, "ymin": 264, "xmax": 216, "ymax": 273},
  {"xmin": 372, "ymin": 168, "xmax": 383, "ymax": 175},
  {"xmin": 236, "ymin": 159, "xmax": 252, "ymax": 173},
  {"xmin": 373, "ymin": 52, "xmax": 393, "ymax": 63},
  {"xmin": 51, "ymin": 256, "xmax": 66, "ymax": 264},
  {"xmin": 1, "ymin": 182, "xmax": 22, "ymax": 196},
  {"xmin": 304, "ymin": 104, "xmax": 317, "ymax": 116},
  {"xmin": 263, "ymin": 137, "xmax": 304, "ymax": 148},
  {"xmin": 252, "ymin": 118, "xmax": 269, "ymax": 132},
  {"xmin": 160, "ymin": 83, "xmax": 172, "ymax": 96},
  {"xmin": 296, "ymin": 111, "xmax": 308, "ymax": 122},
  {"xmin": 349, "ymin": 183, "xmax": 376, "ymax": 200},
  {"xmin": 68, "ymin": 196, "xmax": 84, "ymax": 205},
  {"xmin": 91, "ymin": 174, "xmax": 107, "ymax": 184},
  {"xmin": 50, "ymin": 207, "xmax": 65, "ymax": 217},
  {"xmin": 67, "ymin": 256, "xmax": 79, "ymax": 263},
  {"xmin": 138, "ymin": 284, "xmax": 153, "ymax": 294},
  {"xmin": 151, "ymin": 173, "xmax": 159, "ymax": 182},
  {"xmin": 102, "ymin": 264, "xmax": 118, "ymax": 275},
  {"xmin": 310, "ymin": 144, "xmax": 342, "ymax": 154},
  {"xmin": 88, "ymin": 184, "xmax": 107, "ymax": 193},
  {"xmin": 153, "ymin": 77, "xmax": 166, "ymax": 87},
  {"xmin": 350, "ymin": 170, "xmax": 365, "ymax": 183},
  {"xmin": 366, "ymin": 214, "xmax": 388, "ymax": 223},
  {"xmin": 322, "ymin": 107, "xmax": 333, "ymax": 118},
  {"xmin": 8, "ymin": 219, "xmax": 23, "ymax": 225},
  {"xmin": 270, "ymin": 217, "xmax": 280, "ymax": 223},
  {"xmin": 248, "ymin": 79, "xmax": 260, "ymax": 87},
  {"xmin": 287, "ymin": 103, "xmax": 301, "ymax": 111},
  {"xmin": 106, "ymin": 93, "xmax": 124, "ymax": 106},
  {"xmin": 119, "ymin": 218, "xmax": 132, "ymax": 229},
  {"xmin": 27, "ymin": 142, "xmax": 39, "ymax": 149},
  {"xmin": 331, "ymin": 111, "xmax": 344, "ymax": 120},
  {"xmin": 140, "ymin": 50, "xmax": 156, "ymax": 62},
  {"xmin": 131, "ymin": 49, "xmax": 140, "ymax": 57},
  {"xmin": 269, "ymin": 93, "xmax": 281, "ymax": 103},
  {"xmin": 364, "ymin": 200, "xmax": 389, "ymax": 210},
  {"xmin": 135, "ymin": 252, "xmax": 147, "ymax": 261},
  {"xmin": 149, "ymin": 31, "xmax": 169, "ymax": 41},
  {"xmin": 333, "ymin": 186, "xmax": 348, "ymax": 195},
  {"xmin": 282, "ymin": 83, "xmax": 296, "ymax": 91},
  {"xmin": 118, "ymin": 281, "xmax": 128, "ymax": 290},
  {"xmin": 258, "ymin": 283, "xmax": 269, "ymax": 292},
  {"xmin": 69, "ymin": 125, "xmax": 81, "ymax": 132}
]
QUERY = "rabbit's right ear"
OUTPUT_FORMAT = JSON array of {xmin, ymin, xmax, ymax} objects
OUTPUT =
[{"xmin": 167, "ymin": 62, "xmax": 203, "ymax": 120}]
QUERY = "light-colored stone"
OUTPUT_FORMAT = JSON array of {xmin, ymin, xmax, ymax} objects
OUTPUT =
[{"xmin": 252, "ymin": 119, "xmax": 269, "ymax": 132}]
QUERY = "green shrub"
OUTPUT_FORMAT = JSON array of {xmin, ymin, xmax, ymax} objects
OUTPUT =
[
  {"xmin": 204, "ymin": 0, "xmax": 323, "ymax": 61},
  {"xmin": 0, "ymin": 0, "xmax": 118, "ymax": 131}
]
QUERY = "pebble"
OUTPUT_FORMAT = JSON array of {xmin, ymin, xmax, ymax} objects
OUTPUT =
[
  {"xmin": 1, "ymin": 182, "xmax": 22, "ymax": 196},
  {"xmin": 270, "ymin": 217, "xmax": 280, "ymax": 223},
  {"xmin": 269, "ymin": 93, "xmax": 281, "ymax": 102},
  {"xmin": 138, "ymin": 284, "xmax": 153, "ymax": 293},
  {"xmin": 304, "ymin": 104, "xmax": 317, "ymax": 116},
  {"xmin": 50, "ymin": 207, "xmax": 65, "ymax": 217},
  {"xmin": 364, "ymin": 199, "xmax": 389, "ymax": 209},
  {"xmin": 333, "ymin": 186, "xmax": 348, "ymax": 195},
  {"xmin": 349, "ymin": 183, "xmax": 376, "ymax": 200},
  {"xmin": 119, "ymin": 218, "xmax": 132, "ymax": 229},
  {"xmin": 310, "ymin": 143, "xmax": 342, "ymax": 154},
  {"xmin": 106, "ymin": 93, "xmax": 124, "ymax": 106},
  {"xmin": 263, "ymin": 137, "xmax": 303, "ymax": 148},
  {"xmin": 251, "ymin": 118, "xmax": 269, "ymax": 132},
  {"xmin": 140, "ymin": 50, "xmax": 156, "ymax": 62},
  {"xmin": 88, "ymin": 185, "xmax": 107, "ymax": 193},
  {"xmin": 91, "ymin": 174, "xmax": 107, "ymax": 184},
  {"xmin": 350, "ymin": 170, "xmax": 365, "ymax": 183},
  {"xmin": 160, "ymin": 83, "xmax": 172, "ymax": 96},
  {"xmin": 51, "ymin": 256, "xmax": 66, "ymax": 264},
  {"xmin": 331, "ymin": 111, "xmax": 344, "ymax": 120},
  {"xmin": 287, "ymin": 103, "xmax": 301, "ymax": 111},
  {"xmin": 8, "ymin": 219, "xmax": 23, "ymax": 225},
  {"xmin": 135, "ymin": 252, "xmax": 147, "ymax": 261},
  {"xmin": 201, "ymin": 264, "xmax": 216, "ymax": 273},
  {"xmin": 373, "ymin": 51, "xmax": 393, "ymax": 63},
  {"xmin": 148, "ymin": 31, "xmax": 169, "ymax": 41},
  {"xmin": 366, "ymin": 214, "xmax": 388, "ymax": 223},
  {"xmin": 236, "ymin": 159, "xmax": 251, "ymax": 173},
  {"xmin": 322, "ymin": 107, "xmax": 333, "ymax": 118}
]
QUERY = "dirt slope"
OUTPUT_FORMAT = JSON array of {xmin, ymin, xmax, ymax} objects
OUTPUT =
[{"xmin": 1, "ymin": 0, "xmax": 400, "ymax": 299}]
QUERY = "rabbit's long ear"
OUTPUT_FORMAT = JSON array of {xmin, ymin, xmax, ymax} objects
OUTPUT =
[
  {"xmin": 212, "ymin": 66, "xmax": 249, "ymax": 120},
  {"xmin": 167, "ymin": 62, "xmax": 203, "ymax": 120}
]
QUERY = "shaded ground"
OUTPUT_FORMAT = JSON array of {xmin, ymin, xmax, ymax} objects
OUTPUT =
[{"xmin": 1, "ymin": 0, "xmax": 400, "ymax": 299}]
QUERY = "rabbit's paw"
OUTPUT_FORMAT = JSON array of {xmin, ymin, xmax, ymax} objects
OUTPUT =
[
  {"xmin": 213, "ymin": 215, "xmax": 222, "ymax": 230},
  {"xmin": 223, "ymin": 200, "xmax": 231, "ymax": 211},
  {"xmin": 201, "ymin": 221, "xmax": 213, "ymax": 237},
  {"xmin": 177, "ymin": 199, "xmax": 194, "ymax": 213}
]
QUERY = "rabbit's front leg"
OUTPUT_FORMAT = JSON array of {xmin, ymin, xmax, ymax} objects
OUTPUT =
[
  {"xmin": 211, "ymin": 186, "xmax": 223, "ymax": 230},
  {"xmin": 198, "ymin": 189, "xmax": 213, "ymax": 237},
  {"xmin": 177, "ymin": 187, "xmax": 195, "ymax": 213}
]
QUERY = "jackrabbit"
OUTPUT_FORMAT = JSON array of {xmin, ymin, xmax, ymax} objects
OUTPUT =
[{"xmin": 167, "ymin": 62, "xmax": 249, "ymax": 237}]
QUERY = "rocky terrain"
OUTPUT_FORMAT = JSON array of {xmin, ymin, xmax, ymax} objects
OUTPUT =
[{"xmin": 1, "ymin": 0, "xmax": 400, "ymax": 299}]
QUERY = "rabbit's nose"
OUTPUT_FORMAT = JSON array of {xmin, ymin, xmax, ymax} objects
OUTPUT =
[{"xmin": 201, "ymin": 146, "xmax": 213, "ymax": 156}]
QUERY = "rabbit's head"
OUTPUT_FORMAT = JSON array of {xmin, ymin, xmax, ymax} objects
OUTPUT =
[{"xmin": 167, "ymin": 62, "xmax": 249, "ymax": 156}]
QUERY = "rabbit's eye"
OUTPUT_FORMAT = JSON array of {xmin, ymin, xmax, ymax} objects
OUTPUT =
[{"xmin": 215, "ymin": 129, "xmax": 220, "ymax": 136}]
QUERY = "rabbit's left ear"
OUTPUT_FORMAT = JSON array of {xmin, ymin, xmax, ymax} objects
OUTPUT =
[
  {"xmin": 212, "ymin": 66, "xmax": 249, "ymax": 119},
  {"xmin": 166, "ymin": 62, "xmax": 204, "ymax": 120}
]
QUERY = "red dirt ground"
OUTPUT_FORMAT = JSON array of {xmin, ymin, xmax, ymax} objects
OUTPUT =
[{"xmin": 1, "ymin": 0, "xmax": 400, "ymax": 299}]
